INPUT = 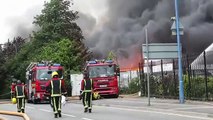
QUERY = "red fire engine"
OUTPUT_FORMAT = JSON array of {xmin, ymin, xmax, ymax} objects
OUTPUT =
[
  {"xmin": 25, "ymin": 61, "xmax": 64, "ymax": 103},
  {"xmin": 84, "ymin": 60, "xmax": 120, "ymax": 98}
]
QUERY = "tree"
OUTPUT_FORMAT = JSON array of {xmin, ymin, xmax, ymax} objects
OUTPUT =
[
  {"xmin": 0, "ymin": 0, "xmax": 91, "ymax": 98},
  {"xmin": 32, "ymin": 0, "xmax": 90, "ymax": 67},
  {"xmin": 33, "ymin": 0, "xmax": 83, "ymax": 43},
  {"xmin": 0, "ymin": 36, "xmax": 26, "ymax": 97},
  {"xmin": 3, "ymin": 37, "xmax": 26, "ymax": 60}
]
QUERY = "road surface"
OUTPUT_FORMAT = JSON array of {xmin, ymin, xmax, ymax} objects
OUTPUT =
[{"xmin": 1, "ymin": 97, "xmax": 213, "ymax": 120}]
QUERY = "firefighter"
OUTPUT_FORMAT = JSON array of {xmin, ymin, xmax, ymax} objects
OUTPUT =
[
  {"xmin": 80, "ymin": 71, "xmax": 94, "ymax": 113},
  {"xmin": 46, "ymin": 71, "xmax": 66, "ymax": 118},
  {"xmin": 14, "ymin": 80, "xmax": 26, "ymax": 113},
  {"xmin": 10, "ymin": 80, "xmax": 16, "ymax": 99}
]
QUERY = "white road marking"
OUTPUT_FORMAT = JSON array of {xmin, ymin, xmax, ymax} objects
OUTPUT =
[
  {"xmin": 108, "ymin": 99, "xmax": 198, "ymax": 107},
  {"xmin": 101, "ymin": 106, "xmax": 212, "ymax": 120},
  {"xmin": 171, "ymin": 106, "xmax": 213, "ymax": 110},
  {"xmin": 61, "ymin": 113, "xmax": 76, "ymax": 117},
  {"xmin": 97, "ymin": 104, "xmax": 208, "ymax": 116},
  {"xmin": 39, "ymin": 109, "xmax": 52, "ymax": 113},
  {"xmin": 26, "ymin": 106, "xmax": 35, "ymax": 109},
  {"xmin": 82, "ymin": 118, "xmax": 94, "ymax": 120},
  {"xmin": 38, "ymin": 108, "xmax": 76, "ymax": 117}
]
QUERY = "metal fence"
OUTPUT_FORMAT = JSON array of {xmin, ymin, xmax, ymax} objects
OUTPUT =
[{"xmin": 138, "ymin": 51, "xmax": 213, "ymax": 101}]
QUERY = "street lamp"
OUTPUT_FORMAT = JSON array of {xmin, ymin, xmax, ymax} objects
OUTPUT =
[{"xmin": 171, "ymin": 0, "xmax": 184, "ymax": 104}]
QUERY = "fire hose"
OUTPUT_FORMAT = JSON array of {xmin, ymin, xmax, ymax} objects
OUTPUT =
[
  {"xmin": 0, "ymin": 117, "xmax": 5, "ymax": 120},
  {"xmin": 0, "ymin": 92, "xmax": 30, "ymax": 120},
  {"xmin": 0, "ymin": 111, "xmax": 30, "ymax": 120}
]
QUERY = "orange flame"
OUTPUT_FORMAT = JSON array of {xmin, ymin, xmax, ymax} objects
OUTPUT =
[{"xmin": 116, "ymin": 46, "xmax": 144, "ymax": 72}]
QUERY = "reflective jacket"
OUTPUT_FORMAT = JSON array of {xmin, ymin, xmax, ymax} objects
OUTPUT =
[
  {"xmin": 81, "ymin": 79, "xmax": 93, "ymax": 92},
  {"xmin": 46, "ymin": 78, "xmax": 66, "ymax": 97},
  {"xmin": 15, "ymin": 84, "xmax": 25, "ymax": 98}
]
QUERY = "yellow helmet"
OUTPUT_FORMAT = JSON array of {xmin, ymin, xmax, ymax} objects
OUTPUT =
[
  {"xmin": 12, "ymin": 98, "xmax": 16, "ymax": 104},
  {"xmin": 52, "ymin": 71, "xmax": 59, "ymax": 78},
  {"xmin": 93, "ymin": 92, "xmax": 100, "ymax": 100}
]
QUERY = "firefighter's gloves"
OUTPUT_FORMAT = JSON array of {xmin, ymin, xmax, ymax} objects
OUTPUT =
[
  {"xmin": 62, "ymin": 92, "xmax": 67, "ymax": 96},
  {"xmin": 79, "ymin": 90, "xmax": 83, "ymax": 100}
]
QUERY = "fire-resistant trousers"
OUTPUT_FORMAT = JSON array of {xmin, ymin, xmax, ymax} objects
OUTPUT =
[
  {"xmin": 82, "ymin": 92, "xmax": 92, "ymax": 110},
  {"xmin": 17, "ymin": 98, "xmax": 25, "ymax": 112},
  {"xmin": 51, "ymin": 96, "xmax": 61, "ymax": 114}
]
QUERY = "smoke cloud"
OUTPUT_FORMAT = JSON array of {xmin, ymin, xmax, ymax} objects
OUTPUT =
[
  {"xmin": 3, "ymin": 0, "xmax": 213, "ymax": 69},
  {"xmin": 4, "ymin": 3, "xmax": 43, "ymax": 41},
  {"xmin": 79, "ymin": 0, "xmax": 213, "ymax": 68}
]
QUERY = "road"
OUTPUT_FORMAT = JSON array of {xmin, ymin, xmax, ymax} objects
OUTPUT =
[{"xmin": 1, "ymin": 97, "xmax": 213, "ymax": 120}]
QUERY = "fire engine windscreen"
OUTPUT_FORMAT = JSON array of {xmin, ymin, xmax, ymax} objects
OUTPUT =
[
  {"xmin": 88, "ymin": 65, "xmax": 114, "ymax": 78},
  {"xmin": 37, "ymin": 69, "xmax": 63, "ymax": 80}
]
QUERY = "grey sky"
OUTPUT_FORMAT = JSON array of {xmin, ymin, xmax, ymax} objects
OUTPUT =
[{"xmin": 0, "ymin": 0, "xmax": 106, "ymax": 43}]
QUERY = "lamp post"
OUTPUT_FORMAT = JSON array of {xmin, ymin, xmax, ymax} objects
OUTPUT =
[{"xmin": 171, "ymin": 0, "xmax": 184, "ymax": 104}]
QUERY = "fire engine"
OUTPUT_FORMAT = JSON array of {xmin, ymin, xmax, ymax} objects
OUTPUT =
[
  {"xmin": 25, "ymin": 61, "xmax": 64, "ymax": 103},
  {"xmin": 84, "ymin": 60, "xmax": 120, "ymax": 98}
]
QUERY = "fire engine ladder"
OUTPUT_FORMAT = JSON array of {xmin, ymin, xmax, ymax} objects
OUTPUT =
[{"xmin": 26, "ymin": 62, "xmax": 38, "ymax": 71}]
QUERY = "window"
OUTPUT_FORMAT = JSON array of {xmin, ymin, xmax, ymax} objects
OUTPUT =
[
  {"xmin": 36, "ymin": 69, "xmax": 63, "ymax": 80},
  {"xmin": 88, "ymin": 65, "xmax": 114, "ymax": 78}
]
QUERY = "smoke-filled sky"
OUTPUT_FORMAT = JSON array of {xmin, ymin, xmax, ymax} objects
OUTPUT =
[
  {"xmin": 81, "ymin": 0, "xmax": 213, "ymax": 56},
  {"xmin": 0, "ymin": 0, "xmax": 44, "ymax": 42},
  {"xmin": 0, "ymin": 0, "xmax": 213, "ymax": 68},
  {"xmin": 0, "ymin": 0, "xmax": 106, "ymax": 43},
  {"xmin": 76, "ymin": 0, "xmax": 213, "ymax": 68}
]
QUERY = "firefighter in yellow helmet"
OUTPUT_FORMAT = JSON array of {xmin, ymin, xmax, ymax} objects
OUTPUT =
[
  {"xmin": 46, "ymin": 71, "xmax": 66, "ymax": 118},
  {"xmin": 14, "ymin": 80, "xmax": 27, "ymax": 113}
]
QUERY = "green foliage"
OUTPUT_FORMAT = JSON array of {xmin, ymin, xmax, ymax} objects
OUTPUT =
[
  {"xmin": 32, "ymin": 0, "xmax": 90, "ymax": 67},
  {"xmin": 119, "ymin": 87, "xmax": 129, "ymax": 94},
  {"xmin": 0, "ymin": 37, "xmax": 26, "ymax": 97},
  {"xmin": 33, "ymin": 0, "xmax": 83, "ymax": 43},
  {"xmin": 9, "ymin": 0, "xmax": 90, "ymax": 79},
  {"xmin": 184, "ymin": 75, "xmax": 213, "ymax": 100},
  {"xmin": 32, "ymin": 38, "xmax": 84, "ymax": 71},
  {"xmin": 0, "ymin": 0, "xmax": 90, "ymax": 98},
  {"xmin": 128, "ymin": 77, "xmax": 140, "ymax": 93},
  {"xmin": 120, "ymin": 77, "xmax": 140, "ymax": 94}
]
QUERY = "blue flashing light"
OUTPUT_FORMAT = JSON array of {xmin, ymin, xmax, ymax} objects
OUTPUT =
[
  {"xmin": 88, "ymin": 61, "xmax": 97, "ymax": 64},
  {"xmin": 37, "ymin": 63, "xmax": 45, "ymax": 67},
  {"xmin": 105, "ymin": 60, "xmax": 113, "ymax": 63},
  {"xmin": 53, "ymin": 64, "xmax": 61, "ymax": 66}
]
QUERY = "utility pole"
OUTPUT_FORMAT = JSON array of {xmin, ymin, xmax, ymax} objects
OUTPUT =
[
  {"xmin": 174, "ymin": 0, "xmax": 184, "ymax": 104},
  {"xmin": 145, "ymin": 28, "xmax": 150, "ymax": 106}
]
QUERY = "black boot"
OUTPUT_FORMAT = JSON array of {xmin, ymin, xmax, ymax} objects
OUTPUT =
[
  {"xmin": 21, "ymin": 109, "xmax": 25, "ymax": 113},
  {"xmin": 89, "ymin": 109, "xmax": 92, "ymax": 113},
  {"xmin": 54, "ymin": 113, "xmax": 58, "ymax": 118},
  {"xmin": 84, "ymin": 108, "xmax": 88, "ymax": 113},
  {"xmin": 58, "ymin": 112, "xmax": 62, "ymax": 117}
]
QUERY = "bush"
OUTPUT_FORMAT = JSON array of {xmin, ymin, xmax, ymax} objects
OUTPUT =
[
  {"xmin": 120, "ymin": 77, "xmax": 140, "ymax": 94},
  {"xmin": 184, "ymin": 75, "xmax": 213, "ymax": 100}
]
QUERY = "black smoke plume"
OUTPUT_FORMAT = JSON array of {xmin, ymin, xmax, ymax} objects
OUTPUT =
[{"xmin": 81, "ymin": 0, "xmax": 213, "ymax": 66}]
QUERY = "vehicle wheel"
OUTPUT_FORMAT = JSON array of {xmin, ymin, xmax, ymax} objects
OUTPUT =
[
  {"xmin": 27, "ymin": 100, "xmax": 31, "ymax": 103},
  {"xmin": 114, "ymin": 94, "xmax": 119, "ymax": 98},
  {"xmin": 33, "ymin": 99, "xmax": 37, "ymax": 104},
  {"xmin": 32, "ymin": 96, "xmax": 37, "ymax": 104}
]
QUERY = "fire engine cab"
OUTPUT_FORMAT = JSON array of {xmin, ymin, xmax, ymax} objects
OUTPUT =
[
  {"xmin": 25, "ymin": 61, "xmax": 63, "ymax": 103},
  {"xmin": 84, "ymin": 60, "xmax": 120, "ymax": 98}
]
